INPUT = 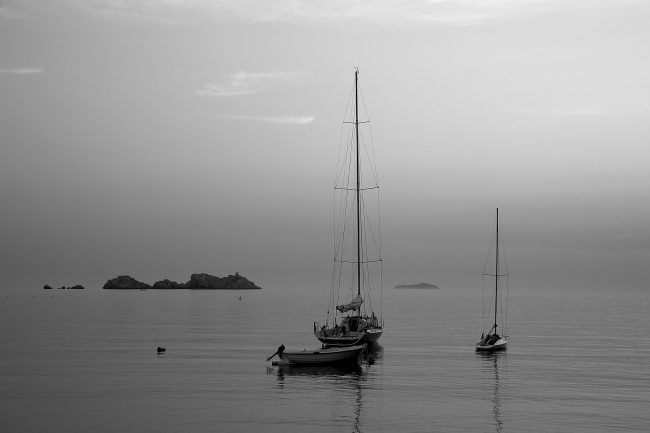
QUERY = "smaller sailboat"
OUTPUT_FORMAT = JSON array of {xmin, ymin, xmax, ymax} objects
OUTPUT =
[{"xmin": 476, "ymin": 208, "xmax": 509, "ymax": 352}]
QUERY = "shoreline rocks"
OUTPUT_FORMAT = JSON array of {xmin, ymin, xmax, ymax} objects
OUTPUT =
[
  {"xmin": 44, "ymin": 284, "xmax": 85, "ymax": 290},
  {"xmin": 103, "ymin": 272, "xmax": 261, "ymax": 290},
  {"xmin": 184, "ymin": 273, "xmax": 260, "ymax": 290},
  {"xmin": 103, "ymin": 275, "xmax": 152, "ymax": 290},
  {"xmin": 152, "ymin": 279, "xmax": 185, "ymax": 290}
]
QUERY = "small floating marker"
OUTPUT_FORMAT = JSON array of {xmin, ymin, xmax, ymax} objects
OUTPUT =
[
  {"xmin": 368, "ymin": 355, "xmax": 375, "ymax": 365},
  {"xmin": 157, "ymin": 347, "xmax": 166, "ymax": 353}
]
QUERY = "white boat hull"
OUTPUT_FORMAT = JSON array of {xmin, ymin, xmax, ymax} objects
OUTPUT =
[
  {"xmin": 279, "ymin": 345, "xmax": 366, "ymax": 365},
  {"xmin": 475, "ymin": 336, "xmax": 508, "ymax": 351}
]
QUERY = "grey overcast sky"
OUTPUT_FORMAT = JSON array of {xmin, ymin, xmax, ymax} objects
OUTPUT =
[{"xmin": 1, "ymin": 0, "xmax": 648, "ymax": 293}]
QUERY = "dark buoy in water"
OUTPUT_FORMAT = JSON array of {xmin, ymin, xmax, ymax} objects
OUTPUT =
[
  {"xmin": 368, "ymin": 355, "xmax": 375, "ymax": 365},
  {"xmin": 157, "ymin": 347, "xmax": 166, "ymax": 353}
]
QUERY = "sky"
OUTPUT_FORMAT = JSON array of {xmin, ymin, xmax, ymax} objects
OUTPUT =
[{"xmin": 1, "ymin": 0, "xmax": 649, "ymax": 293}]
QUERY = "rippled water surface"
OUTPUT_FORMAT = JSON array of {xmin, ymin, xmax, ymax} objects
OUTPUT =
[{"xmin": 1, "ymin": 286, "xmax": 648, "ymax": 432}]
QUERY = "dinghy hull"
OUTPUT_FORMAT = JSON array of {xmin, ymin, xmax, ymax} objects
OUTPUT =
[{"xmin": 279, "ymin": 345, "xmax": 366, "ymax": 365}]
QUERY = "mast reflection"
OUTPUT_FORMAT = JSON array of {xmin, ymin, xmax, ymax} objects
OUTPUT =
[{"xmin": 477, "ymin": 351, "xmax": 505, "ymax": 432}]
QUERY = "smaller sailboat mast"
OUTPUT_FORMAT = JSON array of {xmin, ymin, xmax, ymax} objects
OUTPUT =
[{"xmin": 494, "ymin": 207, "xmax": 499, "ymax": 335}]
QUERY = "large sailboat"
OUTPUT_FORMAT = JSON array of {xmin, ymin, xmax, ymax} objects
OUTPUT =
[
  {"xmin": 476, "ymin": 208, "xmax": 509, "ymax": 351},
  {"xmin": 313, "ymin": 69, "xmax": 384, "ymax": 347}
]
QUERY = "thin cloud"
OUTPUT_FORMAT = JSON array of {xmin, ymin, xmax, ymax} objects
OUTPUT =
[
  {"xmin": 0, "ymin": 6, "xmax": 27, "ymax": 19},
  {"xmin": 218, "ymin": 114, "xmax": 315, "ymax": 125},
  {"xmin": 198, "ymin": 71, "xmax": 297, "ymax": 97},
  {"xmin": 537, "ymin": 105, "xmax": 650, "ymax": 116},
  {"xmin": 55, "ymin": 0, "xmax": 637, "ymax": 27},
  {"xmin": 0, "ymin": 67, "xmax": 44, "ymax": 75},
  {"xmin": 549, "ymin": 108, "xmax": 612, "ymax": 116}
]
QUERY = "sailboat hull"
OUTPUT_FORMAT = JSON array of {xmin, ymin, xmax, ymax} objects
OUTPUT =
[
  {"xmin": 315, "ymin": 328, "xmax": 383, "ymax": 347},
  {"xmin": 361, "ymin": 328, "xmax": 383, "ymax": 344},
  {"xmin": 475, "ymin": 337, "xmax": 508, "ymax": 352}
]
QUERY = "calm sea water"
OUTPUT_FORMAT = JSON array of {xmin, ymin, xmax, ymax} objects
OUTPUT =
[{"xmin": 1, "ymin": 285, "xmax": 648, "ymax": 432}]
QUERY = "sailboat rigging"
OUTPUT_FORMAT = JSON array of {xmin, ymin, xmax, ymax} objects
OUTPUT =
[
  {"xmin": 313, "ymin": 68, "xmax": 384, "ymax": 347},
  {"xmin": 476, "ymin": 208, "xmax": 509, "ymax": 351}
]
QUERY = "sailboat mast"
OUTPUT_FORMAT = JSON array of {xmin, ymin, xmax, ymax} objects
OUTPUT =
[
  {"xmin": 355, "ymin": 68, "xmax": 361, "ymax": 300},
  {"xmin": 494, "ymin": 208, "xmax": 499, "ymax": 333}
]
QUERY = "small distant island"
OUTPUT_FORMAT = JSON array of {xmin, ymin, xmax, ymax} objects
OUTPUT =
[
  {"xmin": 103, "ymin": 272, "xmax": 261, "ymax": 290},
  {"xmin": 44, "ymin": 284, "xmax": 85, "ymax": 290},
  {"xmin": 394, "ymin": 282, "xmax": 440, "ymax": 289}
]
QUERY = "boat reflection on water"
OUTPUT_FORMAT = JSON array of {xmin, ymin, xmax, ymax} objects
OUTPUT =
[
  {"xmin": 268, "ymin": 345, "xmax": 383, "ymax": 433},
  {"xmin": 477, "ymin": 350, "xmax": 505, "ymax": 433},
  {"xmin": 275, "ymin": 362, "xmax": 363, "ymax": 379}
]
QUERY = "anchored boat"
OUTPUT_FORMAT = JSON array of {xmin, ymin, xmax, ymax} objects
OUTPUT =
[
  {"xmin": 476, "ymin": 208, "xmax": 509, "ymax": 352},
  {"xmin": 267, "ymin": 344, "xmax": 366, "ymax": 365},
  {"xmin": 313, "ymin": 68, "xmax": 384, "ymax": 347}
]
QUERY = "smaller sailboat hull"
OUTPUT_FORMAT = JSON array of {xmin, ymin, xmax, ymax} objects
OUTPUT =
[
  {"xmin": 475, "ymin": 336, "xmax": 508, "ymax": 352},
  {"xmin": 279, "ymin": 345, "xmax": 366, "ymax": 365}
]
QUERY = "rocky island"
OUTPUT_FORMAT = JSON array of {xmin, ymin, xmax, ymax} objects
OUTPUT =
[
  {"xmin": 103, "ymin": 276, "xmax": 152, "ymax": 290},
  {"xmin": 394, "ymin": 282, "xmax": 440, "ymax": 289},
  {"xmin": 103, "ymin": 272, "xmax": 261, "ymax": 290},
  {"xmin": 44, "ymin": 284, "xmax": 84, "ymax": 290}
]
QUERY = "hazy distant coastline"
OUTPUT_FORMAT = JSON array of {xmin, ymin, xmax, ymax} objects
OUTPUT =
[
  {"xmin": 394, "ymin": 282, "xmax": 440, "ymax": 289},
  {"xmin": 103, "ymin": 272, "xmax": 261, "ymax": 290}
]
